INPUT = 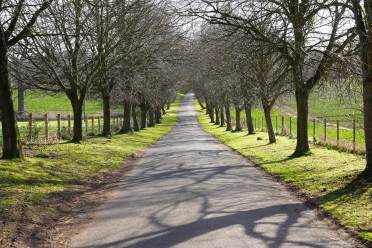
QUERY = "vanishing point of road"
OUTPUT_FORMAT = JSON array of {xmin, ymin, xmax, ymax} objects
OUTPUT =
[{"xmin": 71, "ymin": 93, "xmax": 355, "ymax": 248}]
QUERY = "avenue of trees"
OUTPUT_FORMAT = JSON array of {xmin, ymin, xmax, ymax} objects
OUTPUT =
[
  {"xmin": 182, "ymin": 0, "xmax": 372, "ymax": 178},
  {"xmin": 0, "ymin": 0, "xmax": 183, "ymax": 158},
  {"xmin": 1, "ymin": 0, "xmax": 372, "ymax": 178}
]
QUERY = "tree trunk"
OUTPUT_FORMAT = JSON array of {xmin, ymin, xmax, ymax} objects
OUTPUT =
[
  {"xmin": 220, "ymin": 106, "xmax": 225, "ymax": 127},
  {"xmin": 132, "ymin": 104, "xmax": 140, "ymax": 132},
  {"xmin": 18, "ymin": 83, "xmax": 25, "ymax": 116},
  {"xmin": 215, "ymin": 106, "xmax": 220, "ymax": 125},
  {"xmin": 234, "ymin": 104, "xmax": 242, "ymax": 132},
  {"xmin": 155, "ymin": 108, "xmax": 161, "ymax": 124},
  {"xmin": 293, "ymin": 89, "xmax": 310, "ymax": 156},
  {"xmin": 148, "ymin": 108, "xmax": 155, "ymax": 127},
  {"xmin": 209, "ymin": 103, "xmax": 215, "ymax": 123},
  {"xmin": 0, "ymin": 46, "xmax": 21, "ymax": 159},
  {"xmin": 205, "ymin": 101, "xmax": 210, "ymax": 115},
  {"xmin": 140, "ymin": 105, "xmax": 147, "ymax": 130},
  {"xmin": 119, "ymin": 99, "xmax": 133, "ymax": 134},
  {"xmin": 197, "ymin": 97, "xmax": 205, "ymax": 109},
  {"xmin": 350, "ymin": 0, "xmax": 372, "ymax": 176},
  {"xmin": 363, "ymin": 82, "xmax": 372, "ymax": 176},
  {"xmin": 161, "ymin": 107, "xmax": 166, "ymax": 115},
  {"xmin": 101, "ymin": 92, "xmax": 111, "ymax": 137},
  {"xmin": 71, "ymin": 98, "xmax": 83, "ymax": 143},
  {"xmin": 225, "ymin": 103, "xmax": 232, "ymax": 131},
  {"xmin": 244, "ymin": 102, "xmax": 254, "ymax": 135},
  {"xmin": 262, "ymin": 101, "xmax": 276, "ymax": 143}
]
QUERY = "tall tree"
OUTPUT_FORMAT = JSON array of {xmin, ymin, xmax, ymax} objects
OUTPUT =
[
  {"xmin": 351, "ymin": 0, "xmax": 372, "ymax": 177},
  {"xmin": 185, "ymin": 0, "xmax": 355, "ymax": 156},
  {"xmin": 0, "ymin": 0, "xmax": 52, "ymax": 158}
]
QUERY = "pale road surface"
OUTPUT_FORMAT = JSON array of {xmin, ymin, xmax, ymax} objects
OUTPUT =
[{"xmin": 71, "ymin": 93, "xmax": 354, "ymax": 248}]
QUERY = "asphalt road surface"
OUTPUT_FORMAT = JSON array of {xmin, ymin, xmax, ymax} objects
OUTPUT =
[{"xmin": 71, "ymin": 93, "xmax": 354, "ymax": 248}]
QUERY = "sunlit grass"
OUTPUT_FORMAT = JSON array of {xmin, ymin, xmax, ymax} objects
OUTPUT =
[
  {"xmin": 0, "ymin": 94, "xmax": 182, "ymax": 241},
  {"xmin": 196, "ymin": 102, "xmax": 371, "ymax": 244}
]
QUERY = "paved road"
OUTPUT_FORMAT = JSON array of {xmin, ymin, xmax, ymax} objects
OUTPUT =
[{"xmin": 72, "ymin": 93, "xmax": 354, "ymax": 248}]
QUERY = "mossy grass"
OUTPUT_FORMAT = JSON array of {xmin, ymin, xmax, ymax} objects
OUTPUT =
[{"xmin": 196, "ymin": 101, "xmax": 371, "ymax": 244}]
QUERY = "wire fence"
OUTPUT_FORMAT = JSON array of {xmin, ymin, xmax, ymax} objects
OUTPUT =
[
  {"xmin": 236, "ymin": 111, "xmax": 365, "ymax": 154},
  {"xmin": 0, "ymin": 112, "xmax": 125, "ymax": 146}
]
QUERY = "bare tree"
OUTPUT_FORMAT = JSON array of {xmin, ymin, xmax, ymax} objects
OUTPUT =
[
  {"xmin": 184, "ymin": 0, "xmax": 355, "ymax": 156},
  {"xmin": 0, "ymin": 0, "xmax": 53, "ymax": 158}
]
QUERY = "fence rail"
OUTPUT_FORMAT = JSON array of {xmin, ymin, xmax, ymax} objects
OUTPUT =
[
  {"xmin": 235, "ymin": 111, "xmax": 365, "ymax": 154},
  {"xmin": 0, "ymin": 113, "xmax": 125, "ymax": 145}
]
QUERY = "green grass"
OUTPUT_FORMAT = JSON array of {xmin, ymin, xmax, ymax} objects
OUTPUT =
[
  {"xmin": 0, "ymin": 90, "xmax": 124, "ymax": 145},
  {"xmin": 197, "ymin": 103, "xmax": 372, "ymax": 244},
  {"xmin": 0, "ymin": 94, "xmax": 182, "ymax": 242},
  {"xmin": 229, "ymin": 107, "xmax": 366, "ymax": 152},
  {"xmin": 13, "ymin": 90, "xmax": 123, "ymax": 114}
]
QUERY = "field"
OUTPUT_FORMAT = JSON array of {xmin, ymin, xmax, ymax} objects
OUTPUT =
[
  {"xmin": 197, "ymin": 102, "xmax": 372, "ymax": 244},
  {"xmin": 0, "ymin": 90, "xmax": 124, "ymax": 146},
  {"xmin": 0, "ymin": 94, "xmax": 181, "ymax": 245},
  {"xmin": 13, "ymin": 90, "xmax": 123, "ymax": 114}
]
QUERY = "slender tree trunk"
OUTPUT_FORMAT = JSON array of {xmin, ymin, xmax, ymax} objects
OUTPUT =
[
  {"xmin": 140, "ymin": 105, "xmax": 147, "ymax": 129},
  {"xmin": 148, "ymin": 108, "xmax": 155, "ymax": 127},
  {"xmin": 205, "ymin": 100, "xmax": 210, "ymax": 115},
  {"xmin": 244, "ymin": 102, "xmax": 254, "ymax": 135},
  {"xmin": 0, "ymin": 46, "xmax": 21, "ymax": 159},
  {"xmin": 155, "ymin": 108, "xmax": 161, "ymax": 124},
  {"xmin": 101, "ymin": 92, "xmax": 111, "ymax": 137},
  {"xmin": 220, "ymin": 106, "xmax": 225, "ymax": 127},
  {"xmin": 197, "ymin": 97, "xmax": 205, "ymax": 109},
  {"xmin": 18, "ymin": 83, "xmax": 25, "ymax": 116},
  {"xmin": 234, "ymin": 104, "xmax": 242, "ymax": 132},
  {"xmin": 71, "ymin": 98, "xmax": 83, "ymax": 143},
  {"xmin": 119, "ymin": 99, "xmax": 133, "ymax": 134},
  {"xmin": 294, "ymin": 89, "xmax": 310, "ymax": 156},
  {"xmin": 225, "ymin": 103, "xmax": 232, "ymax": 131},
  {"xmin": 215, "ymin": 106, "xmax": 220, "ymax": 125},
  {"xmin": 262, "ymin": 101, "xmax": 276, "ymax": 143},
  {"xmin": 209, "ymin": 103, "xmax": 215, "ymax": 123},
  {"xmin": 132, "ymin": 104, "xmax": 140, "ymax": 132},
  {"xmin": 161, "ymin": 107, "xmax": 166, "ymax": 115}
]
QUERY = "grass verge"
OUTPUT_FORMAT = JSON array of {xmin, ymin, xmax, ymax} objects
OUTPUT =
[
  {"xmin": 0, "ymin": 94, "xmax": 182, "ymax": 245},
  {"xmin": 196, "ymin": 103, "xmax": 372, "ymax": 245}
]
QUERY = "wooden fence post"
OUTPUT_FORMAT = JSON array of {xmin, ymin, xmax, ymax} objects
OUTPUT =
[
  {"xmin": 91, "ymin": 116, "xmax": 95, "ymax": 133},
  {"xmin": 98, "ymin": 117, "xmax": 101, "ymax": 133},
  {"xmin": 45, "ymin": 113, "xmax": 49, "ymax": 140},
  {"xmin": 281, "ymin": 116, "xmax": 285, "ymax": 134},
  {"xmin": 57, "ymin": 114, "xmax": 61, "ymax": 139},
  {"xmin": 336, "ymin": 120, "xmax": 339, "ymax": 147},
  {"xmin": 28, "ymin": 113, "xmax": 33, "ymax": 140},
  {"xmin": 353, "ymin": 120, "xmax": 356, "ymax": 153},
  {"xmin": 313, "ymin": 119, "xmax": 316, "ymax": 143},
  {"xmin": 324, "ymin": 119, "xmax": 327, "ymax": 142},
  {"xmin": 275, "ymin": 116, "xmax": 278, "ymax": 133},
  {"xmin": 85, "ymin": 115, "xmax": 88, "ymax": 134},
  {"xmin": 68, "ymin": 114, "xmax": 71, "ymax": 135}
]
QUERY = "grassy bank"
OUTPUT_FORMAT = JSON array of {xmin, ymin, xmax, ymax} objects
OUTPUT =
[
  {"xmin": 0, "ymin": 94, "xmax": 182, "ymax": 244},
  {"xmin": 197, "ymin": 103, "xmax": 371, "ymax": 244}
]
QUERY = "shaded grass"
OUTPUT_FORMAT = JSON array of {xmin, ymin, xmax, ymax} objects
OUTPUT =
[
  {"xmin": 197, "ymin": 103, "xmax": 371, "ymax": 244},
  {"xmin": 0, "ymin": 94, "xmax": 182, "ymax": 240}
]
